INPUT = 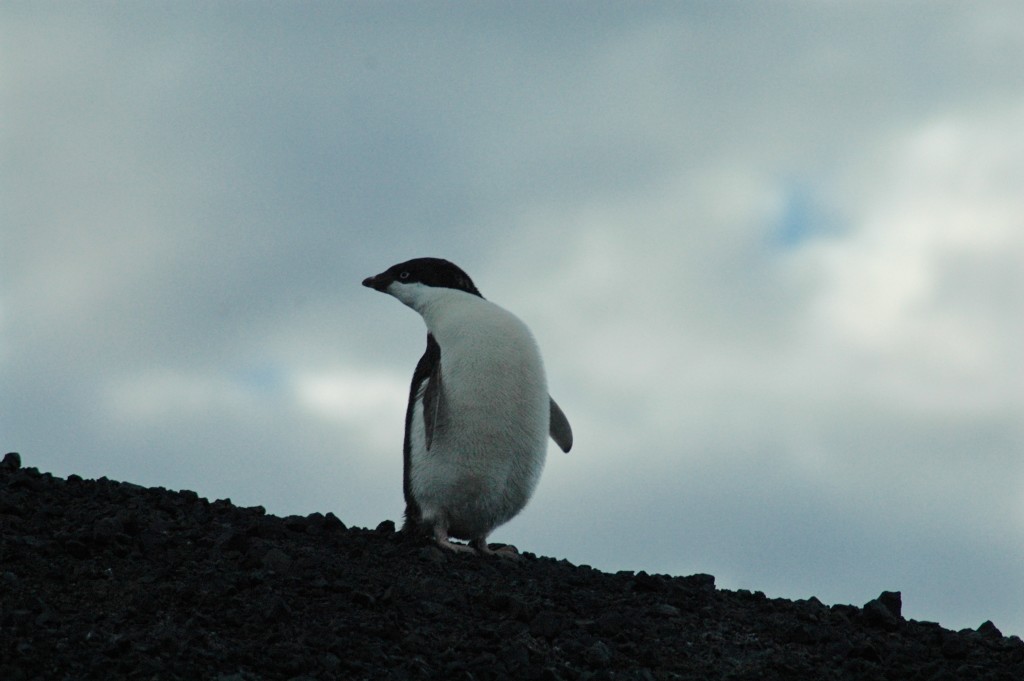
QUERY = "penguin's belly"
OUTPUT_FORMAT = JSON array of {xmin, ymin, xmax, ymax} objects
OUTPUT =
[{"xmin": 408, "ymin": 327, "xmax": 549, "ymax": 540}]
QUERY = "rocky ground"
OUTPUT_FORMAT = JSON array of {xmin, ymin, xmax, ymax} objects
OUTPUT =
[{"xmin": 2, "ymin": 451, "xmax": 1022, "ymax": 680}]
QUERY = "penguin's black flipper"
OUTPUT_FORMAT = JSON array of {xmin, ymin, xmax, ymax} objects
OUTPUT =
[
  {"xmin": 549, "ymin": 397, "xmax": 573, "ymax": 453},
  {"xmin": 422, "ymin": 354, "xmax": 443, "ymax": 451}
]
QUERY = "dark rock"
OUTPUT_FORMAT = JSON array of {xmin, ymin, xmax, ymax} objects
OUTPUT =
[
  {"xmin": 650, "ymin": 603, "xmax": 680, "ymax": 617},
  {"xmin": 3, "ymin": 454, "xmax": 1022, "ymax": 681},
  {"xmin": 849, "ymin": 641, "xmax": 882, "ymax": 662},
  {"xmin": 2, "ymin": 452, "xmax": 21, "ymax": 470},
  {"xmin": 878, "ymin": 590, "xmax": 903, "ymax": 618},
  {"xmin": 594, "ymin": 610, "xmax": 627, "ymax": 636},
  {"xmin": 686, "ymin": 573, "xmax": 716, "ymax": 590},
  {"xmin": 585, "ymin": 640, "xmax": 613, "ymax": 666},
  {"xmin": 63, "ymin": 539, "xmax": 91, "ymax": 559},
  {"xmin": 530, "ymin": 610, "xmax": 572, "ymax": 639},
  {"xmin": 978, "ymin": 620, "xmax": 1003, "ymax": 639},
  {"xmin": 282, "ymin": 515, "xmax": 308, "ymax": 532},
  {"xmin": 941, "ymin": 631, "xmax": 970, "ymax": 659},
  {"xmin": 864, "ymin": 591, "xmax": 902, "ymax": 630},
  {"xmin": 323, "ymin": 511, "xmax": 346, "ymax": 531},
  {"xmin": 418, "ymin": 545, "xmax": 447, "ymax": 563},
  {"xmin": 260, "ymin": 595, "xmax": 292, "ymax": 623},
  {"xmin": 631, "ymin": 571, "xmax": 667, "ymax": 593},
  {"xmin": 785, "ymin": 622, "xmax": 826, "ymax": 645},
  {"xmin": 261, "ymin": 547, "xmax": 292, "ymax": 572}
]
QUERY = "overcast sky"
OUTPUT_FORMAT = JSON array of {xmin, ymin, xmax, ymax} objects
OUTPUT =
[{"xmin": 3, "ymin": 3, "xmax": 1023, "ymax": 635}]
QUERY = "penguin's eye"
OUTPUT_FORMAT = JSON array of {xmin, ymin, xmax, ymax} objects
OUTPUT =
[{"xmin": 399, "ymin": 272, "xmax": 410, "ymax": 280}]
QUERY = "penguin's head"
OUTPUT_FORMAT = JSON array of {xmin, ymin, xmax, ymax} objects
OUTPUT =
[{"xmin": 363, "ymin": 258, "xmax": 483, "ymax": 309}]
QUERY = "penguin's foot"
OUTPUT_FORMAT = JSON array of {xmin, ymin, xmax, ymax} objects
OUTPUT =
[
  {"xmin": 434, "ymin": 535, "xmax": 476, "ymax": 554},
  {"xmin": 431, "ymin": 523, "xmax": 476, "ymax": 555},
  {"xmin": 429, "ymin": 522, "xmax": 521, "ymax": 559},
  {"xmin": 471, "ymin": 538, "xmax": 522, "ymax": 560}
]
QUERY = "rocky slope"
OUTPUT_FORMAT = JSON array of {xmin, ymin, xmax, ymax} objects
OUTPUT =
[{"xmin": 2, "ymin": 452, "xmax": 1022, "ymax": 680}]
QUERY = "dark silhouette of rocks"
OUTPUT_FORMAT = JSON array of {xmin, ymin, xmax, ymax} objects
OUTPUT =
[{"xmin": 3, "ymin": 452, "xmax": 1022, "ymax": 680}]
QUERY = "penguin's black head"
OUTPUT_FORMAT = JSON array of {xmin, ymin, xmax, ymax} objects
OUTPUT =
[{"xmin": 362, "ymin": 258, "xmax": 483, "ymax": 298}]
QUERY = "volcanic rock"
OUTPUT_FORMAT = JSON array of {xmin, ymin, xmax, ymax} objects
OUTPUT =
[{"xmin": 2, "ymin": 456, "xmax": 1022, "ymax": 680}]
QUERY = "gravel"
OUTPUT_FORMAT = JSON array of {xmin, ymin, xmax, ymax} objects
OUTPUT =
[{"xmin": 3, "ymin": 451, "xmax": 1022, "ymax": 680}]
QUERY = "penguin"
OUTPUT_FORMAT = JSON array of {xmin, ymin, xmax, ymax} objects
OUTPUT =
[{"xmin": 362, "ymin": 257, "xmax": 572, "ymax": 556}]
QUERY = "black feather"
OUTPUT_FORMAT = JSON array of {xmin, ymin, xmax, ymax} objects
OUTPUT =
[{"xmin": 401, "ymin": 333, "xmax": 441, "ymax": 532}]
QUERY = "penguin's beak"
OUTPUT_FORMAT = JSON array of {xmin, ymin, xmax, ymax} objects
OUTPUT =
[{"xmin": 362, "ymin": 272, "xmax": 392, "ymax": 292}]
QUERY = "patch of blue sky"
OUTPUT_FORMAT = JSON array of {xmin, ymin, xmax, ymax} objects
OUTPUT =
[
  {"xmin": 769, "ymin": 180, "xmax": 843, "ymax": 249},
  {"xmin": 232, "ymin": 364, "xmax": 288, "ymax": 395}
]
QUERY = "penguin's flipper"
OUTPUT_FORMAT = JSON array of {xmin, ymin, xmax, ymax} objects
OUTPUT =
[
  {"xmin": 549, "ymin": 397, "xmax": 573, "ymax": 453},
  {"xmin": 422, "ymin": 359, "xmax": 443, "ymax": 450}
]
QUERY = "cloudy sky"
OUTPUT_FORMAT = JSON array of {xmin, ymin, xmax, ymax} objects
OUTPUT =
[{"xmin": 3, "ymin": 3, "xmax": 1023, "ymax": 635}]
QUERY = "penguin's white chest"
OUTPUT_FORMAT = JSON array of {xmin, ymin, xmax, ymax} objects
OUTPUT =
[{"xmin": 408, "ymin": 295, "xmax": 550, "ymax": 539}]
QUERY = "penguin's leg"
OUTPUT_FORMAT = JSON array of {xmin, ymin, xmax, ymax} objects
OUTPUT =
[{"xmin": 432, "ymin": 520, "xmax": 475, "ymax": 554}]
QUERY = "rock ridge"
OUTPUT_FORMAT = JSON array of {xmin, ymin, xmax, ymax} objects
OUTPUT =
[{"xmin": 2, "ymin": 452, "xmax": 1022, "ymax": 680}]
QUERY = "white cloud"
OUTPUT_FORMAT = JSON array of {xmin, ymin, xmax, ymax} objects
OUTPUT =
[
  {"xmin": 104, "ymin": 370, "xmax": 258, "ymax": 423},
  {"xmin": 292, "ymin": 368, "xmax": 409, "ymax": 450},
  {"xmin": 806, "ymin": 103, "xmax": 1024, "ymax": 403}
]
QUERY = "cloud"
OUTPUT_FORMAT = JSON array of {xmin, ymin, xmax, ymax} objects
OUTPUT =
[
  {"xmin": 292, "ymin": 368, "xmax": 409, "ymax": 450},
  {"xmin": 809, "ymin": 106, "xmax": 1024, "ymax": 355}
]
